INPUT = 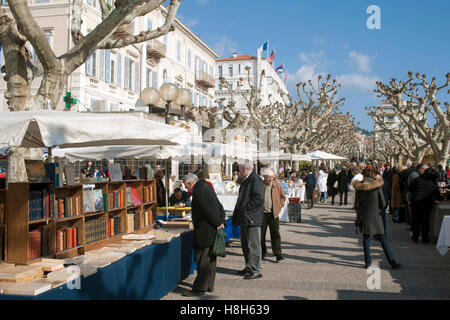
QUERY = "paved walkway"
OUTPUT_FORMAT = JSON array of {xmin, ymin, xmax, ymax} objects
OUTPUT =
[{"xmin": 162, "ymin": 200, "xmax": 450, "ymax": 300}]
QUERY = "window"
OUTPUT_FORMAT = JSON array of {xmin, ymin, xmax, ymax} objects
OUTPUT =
[
  {"xmin": 146, "ymin": 68, "xmax": 151, "ymax": 88},
  {"xmin": 176, "ymin": 40, "xmax": 181, "ymax": 62},
  {"xmin": 117, "ymin": 54, "xmax": 122, "ymax": 86},
  {"xmin": 152, "ymin": 71, "xmax": 158, "ymax": 89},
  {"xmin": 105, "ymin": 50, "xmax": 111, "ymax": 82},
  {"xmin": 0, "ymin": 0, "xmax": 8, "ymax": 5},
  {"xmin": 124, "ymin": 57, "xmax": 133, "ymax": 90},
  {"xmin": 147, "ymin": 18, "xmax": 152, "ymax": 31},
  {"xmin": 163, "ymin": 35, "xmax": 168, "ymax": 53},
  {"xmin": 85, "ymin": 53, "xmax": 96, "ymax": 77},
  {"xmin": 99, "ymin": 50, "xmax": 105, "ymax": 80},
  {"xmin": 162, "ymin": 69, "xmax": 168, "ymax": 84},
  {"xmin": 35, "ymin": 0, "xmax": 50, "ymax": 3},
  {"xmin": 87, "ymin": 0, "xmax": 95, "ymax": 7},
  {"xmin": 193, "ymin": 93, "xmax": 198, "ymax": 107},
  {"xmin": 238, "ymin": 64, "xmax": 241, "ymax": 74},
  {"xmin": 386, "ymin": 115, "xmax": 394, "ymax": 122},
  {"xmin": 188, "ymin": 50, "xmax": 192, "ymax": 69},
  {"xmin": 218, "ymin": 83, "xmax": 222, "ymax": 91},
  {"xmin": 134, "ymin": 62, "xmax": 140, "ymax": 93},
  {"xmin": 209, "ymin": 66, "xmax": 213, "ymax": 76},
  {"xmin": 229, "ymin": 65, "xmax": 233, "ymax": 76},
  {"xmin": 218, "ymin": 66, "xmax": 223, "ymax": 77}
]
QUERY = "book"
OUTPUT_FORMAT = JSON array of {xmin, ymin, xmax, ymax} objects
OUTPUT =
[
  {"xmin": 139, "ymin": 167, "xmax": 149, "ymax": 180},
  {"xmin": 0, "ymin": 265, "xmax": 43, "ymax": 282},
  {"xmin": 64, "ymin": 167, "xmax": 76, "ymax": 186},
  {"xmin": 29, "ymin": 231, "xmax": 41, "ymax": 260},
  {"xmin": 126, "ymin": 214, "xmax": 134, "ymax": 233},
  {"xmin": 109, "ymin": 163, "xmax": 122, "ymax": 182},
  {"xmin": 92, "ymin": 189, "xmax": 104, "ymax": 212},
  {"xmin": 126, "ymin": 187, "xmax": 133, "ymax": 207},
  {"xmin": 31, "ymin": 258, "xmax": 65, "ymax": 272},
  {"xmin": 25, "ymin": 160, "xmax": 48, "ymax": 183},
  {"xmin": 130, "ymin": 187, "xmax": 142, "ymax": 206},
  {"xmin": 83, "ymin": 188, "xmax": 95, "ymax": 213},
  {"xmin": 44, "ymin": 163, "xmax": 61, "ymax": 187},
  {"xmin": 3, "ymin": 281, "xmax": 52, "ymax": 296}
]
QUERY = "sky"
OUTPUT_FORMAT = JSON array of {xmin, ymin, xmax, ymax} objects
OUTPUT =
[{"xmin": 176, "ymin": 0, "xmax": 450, "ymax": 131}]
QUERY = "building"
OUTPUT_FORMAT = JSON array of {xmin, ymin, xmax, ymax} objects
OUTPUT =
[
  {"xmin": 215, "ymin": 51, "xmax": 289, "ymax": 128},
  {"xmin": 0, "ymin": 0, "xmax": 218, "ymax": 114},
  {"xmin": 373, "ymin": 101, "xmax": 404, "ymax": 132}
]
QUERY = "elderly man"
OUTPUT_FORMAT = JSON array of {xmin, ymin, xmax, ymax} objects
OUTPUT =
[
  {"xmin": 182, "ymin": 174, "xmax": 225, "ymax": 297},
  {"xmin": 232, "ymin": 162, "xmax": 265, "ymax": 280},
  {"xmin": 261, "ymin": 168, "xmax": 286, "ymax": 262}
]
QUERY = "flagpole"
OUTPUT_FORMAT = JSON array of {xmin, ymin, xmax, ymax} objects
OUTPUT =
[{"xmin": 267, "ymin": 39, "xmax": 269, "ymax": 60}]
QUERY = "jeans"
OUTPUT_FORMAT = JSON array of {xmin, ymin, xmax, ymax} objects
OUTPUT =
[
  {"xmin": 363, "ymin": 234, "xmax": 396, "ymax": 267},
  {"xmin": 392, "ymin": 208, "xmax": 400, "ymax": 222},
  {"xmin": 306, "ymin": 185, "xmax": 315, "ymax": 207},
  {"xmin": 319, "ymin": 192, "xmax": 327, "ymax": 203},
  {"xmin": 380, "ymin": 208, "xmax": 387, "ymax": 236}
]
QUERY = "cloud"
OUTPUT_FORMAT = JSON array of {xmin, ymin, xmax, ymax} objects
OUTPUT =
[
  {"xmin": 312, "ymin": 35, "xmax": 327, "ymax": 46},
  {"xmin": 213, "ymin": 36, "xmax": 237, "ymax": 58},
  {"xmin": 336, "ymin": 73, "xmax": 379, "ymax": 91},
  {"xmin": 348, "ymin": 51, "xmax": 371, "ymax": 73},
  {"xmin": 178, "ymin": 15, "xmax": 199, "ymax": 28},
  {"xmin": 299, "ymin": 50, "xmax": 325, "ymax": 65}
]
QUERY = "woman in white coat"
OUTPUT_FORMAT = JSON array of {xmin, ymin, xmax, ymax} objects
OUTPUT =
[{"xmin": 317, "ymin": 168, "xmax": 329, "ymax": 203}]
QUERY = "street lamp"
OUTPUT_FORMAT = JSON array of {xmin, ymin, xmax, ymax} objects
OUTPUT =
[
  {"xmin": 159, "ymin": 83, "xmax": 179, "ymax": 124},
  {"xmin": 175, "ymin": 88, "xmax": 192, "ymax": 121},
  {"xmin": 140, "ymin": 87, "xmax": 160, "ymax": 114}
]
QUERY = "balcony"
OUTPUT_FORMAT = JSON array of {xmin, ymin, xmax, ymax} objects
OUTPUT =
[
  {"xmin": 195, "ymin": 71, "xmax": 215, "ymax": 88},
  {"xmin": 146, "ymin": 39, "xmax": 166, "ymax": 59},
  {"xmin": 112, "ymin": 23, "xmax": 134, "ymax": 39}
]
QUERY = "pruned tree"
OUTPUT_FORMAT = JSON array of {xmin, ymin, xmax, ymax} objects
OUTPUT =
[
  {"xmin": 0, "ymin": 0, "xmax": 182, "ymax": 111},
  {"xmin": 368, "ymin": 72, "xmax": 449, "ymax": 166}
]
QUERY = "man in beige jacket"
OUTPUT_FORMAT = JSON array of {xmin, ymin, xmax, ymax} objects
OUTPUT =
[{"xmin": 261, "ymin": 168, "xmax": 286, "ymax": 262}]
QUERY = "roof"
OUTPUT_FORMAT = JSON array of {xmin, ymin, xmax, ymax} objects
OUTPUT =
[{"xmin": 216, "ymin": 54, "xmax": 258, "ymax": 62}]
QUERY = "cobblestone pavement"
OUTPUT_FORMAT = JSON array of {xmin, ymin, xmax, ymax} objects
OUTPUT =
[{"xmin": 162, "ymin": 200, "xmax": 450, "ymax": 300}]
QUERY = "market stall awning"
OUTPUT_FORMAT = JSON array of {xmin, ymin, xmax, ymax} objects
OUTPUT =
[
  {"xmin": 0, "ymin": 111, "xmax": 189, "ymax": 148},
  {"xmin": 305, "ymin": 150, "xmax": 346, "ymax": 160}
]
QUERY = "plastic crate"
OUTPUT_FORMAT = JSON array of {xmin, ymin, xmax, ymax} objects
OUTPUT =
[{"xmin": 288, "ymin": 203, "xmax": 302, "ymax": 223}]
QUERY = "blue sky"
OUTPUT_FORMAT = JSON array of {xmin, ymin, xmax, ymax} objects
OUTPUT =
[{"xmin": 177, "ymin": 0, "xmax": 450, "ymax": 130}]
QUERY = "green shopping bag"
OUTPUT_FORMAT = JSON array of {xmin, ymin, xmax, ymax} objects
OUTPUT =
[{"xmin": 212, "ymin": 229, "xmax": 227, "ymax": 257}]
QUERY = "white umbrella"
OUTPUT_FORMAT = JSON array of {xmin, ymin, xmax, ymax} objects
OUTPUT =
[
  {"xmin": 305, "ymin": 150, "xmax": 346, "ymax": 160},
  {"xmin": 0, "ymin": 110, "xmax": 188, "ymax": 148}
]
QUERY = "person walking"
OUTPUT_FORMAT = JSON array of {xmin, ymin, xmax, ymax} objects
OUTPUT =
[
  {"xmin": 390, "ymin": 166, "xmax": 405, "ymax": 223},
  {"xmin": 437, "ymin": 165, "xmax": 448, "ymax": 188},
  {"xmin": 182, "ymin": 174, "xmax": 225, "ymax": 297},
  {"xmin": 261, "ymin": 168, "xmax": 286, "ymax": 262},
  {"xmin": 409, "ymin": 168, "xmax": 444, "ymax": 243},
  {"xmin": 304, "ymin": 169, "xmax": 317, "ymax": 209},
  {"xmin": 317, "ymin": 167, "xmax": 328, "ymax": 204},
  {"xmin": 327, "ymin": 168, "xmax": 338, "ymax": 205},
  {"xmin": 337, "ymin": 165, "xmax": 349, "ymax": 206},
  {"xmin": 353, "ymin": 168, "xmax": 401, "ymax": 269},
  {"xmin": 232, "ymin": 162, "xmax": 265, "ymax": 280}
]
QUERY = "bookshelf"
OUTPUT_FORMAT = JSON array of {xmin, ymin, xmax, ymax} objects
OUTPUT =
[{"xmin": 4, "ymin": 179, "xmax": 157, "ymax": 264}]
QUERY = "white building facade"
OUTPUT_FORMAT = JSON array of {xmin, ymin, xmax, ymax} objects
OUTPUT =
[
  {"xmin": 0, "ymin": 0, "xmax": 217, "ymax": 113},
  {"xmin": 215, "ymin": 52, "xmax": 289, "ymax": 128}
]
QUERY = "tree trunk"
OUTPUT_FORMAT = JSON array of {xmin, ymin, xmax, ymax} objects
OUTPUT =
[{"xmin": 7, "ymin": 147, "xmax": 43, "ymax": 183}]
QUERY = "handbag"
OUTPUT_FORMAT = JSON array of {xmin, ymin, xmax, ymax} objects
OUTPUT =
[
  {"xmin": 212, "ymin": 229, "xmax": 227, "ymax": 257},
  {"xmin": 333, "ymin": 181, "xmax": 339, "ymax": 189}
]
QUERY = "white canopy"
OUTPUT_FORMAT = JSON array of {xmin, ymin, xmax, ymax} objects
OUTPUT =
[
  {"xmin": 253, "ymin": 151, "xmax": 312, "ymax": 162},
  {"xmin": 0, "ymin": 111, "xmax": 188, "ymax": 148},
  {"xmin": 305, "ymin": 150, "xmax": 346, "ymax": 160},
  {"xmin": 291, "ymin": 154, "xmax": 312, "ymax": 162}
]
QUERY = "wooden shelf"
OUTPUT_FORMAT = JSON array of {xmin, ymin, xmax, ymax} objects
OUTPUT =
[
  {"xmin": 55, "ymin": 216, "xmax": 83, "ymax": 223},
  {"xmin": 5, "ymin": 179, "xmax": 158, "ymax": 264},
  {"xmin": 28, "ymin": 218, "xmax": 51, "ymax": 225}
]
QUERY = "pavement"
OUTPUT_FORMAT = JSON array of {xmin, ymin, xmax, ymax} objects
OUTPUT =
[{"xmin": 162, "ymin": 198, "xmax": 450, "ymax": 300}]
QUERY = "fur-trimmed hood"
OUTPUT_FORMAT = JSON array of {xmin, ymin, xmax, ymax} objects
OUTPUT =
[{"xmin": 353, "ymin": 177, "xmax": 384, "ymax": 191}]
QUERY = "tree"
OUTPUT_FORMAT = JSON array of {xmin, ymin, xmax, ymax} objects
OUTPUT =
[
  {"xmin": 0, "ymin": 0, "xmax": 182, "ymax": 111},
  {"xmin": 368, "ymin": 72, "xmax": 449, "ymax": 166}
]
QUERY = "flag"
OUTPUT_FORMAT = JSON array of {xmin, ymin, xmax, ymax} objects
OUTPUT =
[
  {"xmin": 285, "ymin": 72, "xmax": 288, "ymax": 85},
  {"xmin": 275, "ymin": 64, "xmax": 284, "ymax": 73},
  {"xmin": 268, "ymin": 49, "xmax": 275, "ymax": 65},
  {"xmin": 262, "ymin": 41, "xmax": 268, "ymax": 52}
]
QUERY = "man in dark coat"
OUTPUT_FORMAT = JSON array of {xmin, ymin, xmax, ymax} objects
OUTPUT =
[
  {"xmin": 327, "ymin": 168, "xmax": 338, "ymax": 205},
  {"xmin": 232, "ymin": 163, "xmax": 265, "ymax": 279},
  {"xmin": 182, "ymin": 174, "xmax": 225, "ymax": 297},
  {"xmin": 304, "ymin": 169, "xmax": 317, "ymax": 209},
  {"xmin": 337, "ymin": 166, "xmax": 350, "ymax": 206}
]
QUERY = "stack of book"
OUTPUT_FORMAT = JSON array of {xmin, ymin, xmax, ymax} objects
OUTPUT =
[
  {"xmin": 126, "ymin": 187, "xmax": 142, "ymax": 207},
  {"xmin": 104, "ymin": 190, "xmax": 124, "ymax": 211},
  {"xmin": 28, "ymin": 231, "xmax": 41, "ymax": 260},
  {"xmin": 131, "ymin": 210, "xmax": 151, "ymax": 231},
  {"xmin": 55, "ymin": 196, "xmax": 82, "ymax": 219},
  {"xmin": 29, "ymin": 189, "xmax": 52, "ymax": 221},
  {"xmin": 56, "ymin": 228, "xmax": 78, "ymax": 252},
  {"xmin": 85, "ymin": 218, "xmax": 106, "ymax": 244},
  {"xmin": 107, "ymin": 216, "xmax": 122, "ymax": 237},
  {"xmin": 143, "ymin": 185, "xmax": 154, "ymax": 202},
  {"xmin": 126, "ymin": 213, "xmax": 135, "ymax": 233},
  {"xmin": 0, "ymin": 200, "xmax": 5, "ymax": 224}
]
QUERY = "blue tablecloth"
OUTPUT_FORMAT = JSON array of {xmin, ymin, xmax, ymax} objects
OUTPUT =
[
  {"xmin": 0, "ymin": 231, "xmax": 195, "ymax": 300},
  {"xmin": 225, "ymin": 217, "xmax": 240, "ymax": 242}
]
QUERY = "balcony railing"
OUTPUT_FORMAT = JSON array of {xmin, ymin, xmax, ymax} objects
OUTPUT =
[
  {"xmin": 146, "ymin": 39, "xmax": 166, "ymax": 59},
  {"xmin": 195, "ymin": 71, "xmax": 215, "ymax": 88}
]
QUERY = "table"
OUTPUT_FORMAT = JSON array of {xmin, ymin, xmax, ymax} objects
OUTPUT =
[
  {"xmin": 224, "ymin": 216, "xmax": 240, "ymax": 242},
  {"xmin": 437, "ymin": 216, "xmax": 450, "ymax": 255},
  {"xmin": 217, "ymin": 194, "xmax": 238, "ymax": 211},
  {"xmin": 430, "ymin": 201, "xmax": 450, "ymax": 243},
  {"xmin": 278, "ymin": 198, "xmax": 290, "ymax": 222},
  {"xmin": 0, "ymin": 231, "xmax": 195, "ymax": 300}
]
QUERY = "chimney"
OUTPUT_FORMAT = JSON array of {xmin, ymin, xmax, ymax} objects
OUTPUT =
[{"xmin": 232, "ymin": 51, "xmax": 237, "ymax": 58}]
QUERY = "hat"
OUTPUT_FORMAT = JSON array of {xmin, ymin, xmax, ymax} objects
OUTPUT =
[{"xmin": 261, "ymin": 168, "xmax": 274, "ymax": 176}]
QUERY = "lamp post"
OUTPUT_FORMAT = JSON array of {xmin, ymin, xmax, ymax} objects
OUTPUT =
[
  {"xmin": 140, "ymin": 87, "xmax": 160, "ymax": 114},
  {"xmin": 175, "ymin": 88, "xmax": 192, "ymax": 121},
  {"xmin": 159, "ymin": 83, "xmax": 179, "ymax": 125}
]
